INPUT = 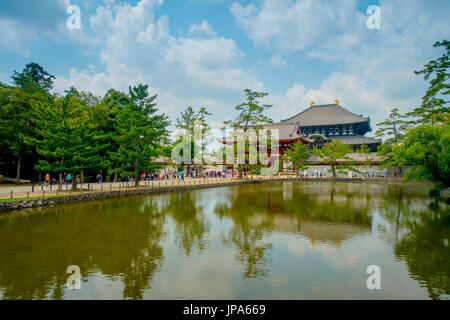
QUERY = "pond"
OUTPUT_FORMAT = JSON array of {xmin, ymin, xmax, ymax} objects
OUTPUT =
[{"xmin": 0, "ymin": 182, "xmax": 448, "ymax": 300}]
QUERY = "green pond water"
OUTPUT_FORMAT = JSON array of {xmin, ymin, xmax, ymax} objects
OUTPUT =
[{"xmin": 0, "ymin": 182, "xmax": 448, "ymax": 300}]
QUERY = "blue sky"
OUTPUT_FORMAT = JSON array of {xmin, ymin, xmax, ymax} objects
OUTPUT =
[{"xmin": 0, "ymin": 0, "xmax": 449, "ymax": 132}]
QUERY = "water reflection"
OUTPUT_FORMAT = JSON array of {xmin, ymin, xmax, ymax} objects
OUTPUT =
[
  {"xmin": 0, "ymin": 182, "xmax": 448, "ymax": 300},
  {"xmin": 162, "ymin": 192, "xmax": 209, "ymax": 256},
  {"xmin": 215, "ymin": 183, "xmax": 373, "ymax": 278},
  {"xmin": 0, "ymin": 197, "xmax": 166, "ymax": 300},
  {"xmin": 377, "ymin": 187, "xmax": 450, "ymax": 300}
]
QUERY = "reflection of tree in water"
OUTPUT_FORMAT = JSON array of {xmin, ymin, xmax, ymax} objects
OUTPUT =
[
  {"xmin": 215, "ymin": 183, "xmax": 372, "ymax": 278},
  {"xmin": 376, "ymin": 184, "xmax": 413, "ymax": 245},
  {"xmin": 379, "ymin": 192, "xmax": 450, "ymax": 300},
  {"xmin": 226, "ymin": 225, "xmax": 272, "ymax": 279},
  {"xmin": 0, "ymin": 196, "xmax": 166, "ymax": 300},
  {"xmin": 162, "ymin": 192, "xmax": 209, "ymax": 256},
  {"xmin": 284, "ymin": 185, "xmax": 372, "ymax": 227},
  {"xmin": 215, "ymin": 186, "xmax": 274, "ymax": 279}
]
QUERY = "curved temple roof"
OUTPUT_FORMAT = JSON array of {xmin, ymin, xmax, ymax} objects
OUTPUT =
[{"xmin": 281, "ymin": 104, "xmax": 370, "ymax": 127}]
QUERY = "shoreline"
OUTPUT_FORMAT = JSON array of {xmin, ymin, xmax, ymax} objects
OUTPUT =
[{"xmin": 0, "ymin": 177, "xmax": 420, "ymax": 213}]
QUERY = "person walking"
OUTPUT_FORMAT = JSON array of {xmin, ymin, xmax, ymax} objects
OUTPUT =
[{"xmin": 45, "ymin": 173, "xmax": 50, "ymax": 185}]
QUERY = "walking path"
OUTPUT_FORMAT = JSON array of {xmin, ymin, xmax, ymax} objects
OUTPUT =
[{"xmin": 0, "ymin": 175, "xmax": 393, "ymax": 200}]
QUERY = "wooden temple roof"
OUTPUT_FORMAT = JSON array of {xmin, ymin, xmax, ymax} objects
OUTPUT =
[{"xmin": 280, "ymin": 103, "xmax": 370, "ymax": 127}]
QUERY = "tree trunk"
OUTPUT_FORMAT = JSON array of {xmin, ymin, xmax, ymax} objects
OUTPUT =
[
  {"xmin": 135, "ymin": 158, "xmax": 139, "ymax": 186},
  {"xmin": 100, "ymin": 157, "xmax": 103, "ymax": 179},
  {"xmin": 237, "ymin": 164, "xmax": 243, "ymax": 179},
  {"xmin": 16, "ymin": 154, "xmax": 21, "ymax": 183},
  {"xmin": 395, "ymin": 164, "xmax": 402, "ymax": 177},
  {"xmin": 80, "ymin": 170, "xmax": 84, "ymax": 184},
  {"xmin": 331, "ymin": 163, "xmax": 336, "ymax": 177},
  {"xmin": 113, "ymin": 163, "xmax": 118, "ymax": 182}
]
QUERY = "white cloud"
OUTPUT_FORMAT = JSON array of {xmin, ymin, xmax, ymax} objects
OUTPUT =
[
  {"xmin": 0, "ymin": 18, "xmax": 34, "ymax": 56},
  {"xmin": 53, "ymin": 0, "xmax": 262, "ymax": 122},
  {"xmin": 233, "ymin": 0, "xmax": 450, "ymax": 128},
  {"xmin": 268, "ymin": 55, "xmax": 287, "ymax": 67},
  {"xmin": 231, "ymin": 0, "xmax": 360, "ymax": 53},
  {"xmin": 188, "ymin": 20, "xmax": 217, "ymax": 38}
]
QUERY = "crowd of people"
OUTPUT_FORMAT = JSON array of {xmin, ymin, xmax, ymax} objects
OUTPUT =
[{"xmin": 40, "ymin": 168, "xmax": 392, "ymax": 186}]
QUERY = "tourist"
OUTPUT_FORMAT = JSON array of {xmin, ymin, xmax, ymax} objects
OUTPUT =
[{"xmin": 45, "ymin": 173, "xmax": 50, "ymax": 185}]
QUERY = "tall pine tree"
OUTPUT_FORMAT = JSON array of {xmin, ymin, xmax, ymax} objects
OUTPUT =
[
  {"xmin": 111, "ymin": 84, "xmax": 170, "ymax": 184},
  {"xmin": 27, "ymin": 94, "xmax": 102, "ymax": 184},
  {"xmin": 407, "ymin": 40, "xmax": 449, "ymax": 124}
]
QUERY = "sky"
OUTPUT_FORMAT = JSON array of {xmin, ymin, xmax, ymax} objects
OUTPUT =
[{"xmin": 0, "ymin": 0, "xmax": 449, "ymax": 134}]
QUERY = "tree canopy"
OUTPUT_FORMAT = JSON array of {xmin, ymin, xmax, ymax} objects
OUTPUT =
[
  {"xmin": 282, "ymin": 141, "xmax": 310, "ymax": 176},
  {"xmin": 408, "ymin": 40, "xmax": 449, "ymax": 124},
  {"xmin": 314, "ymin": 141, "xmax": 352, "ymax": 177}
]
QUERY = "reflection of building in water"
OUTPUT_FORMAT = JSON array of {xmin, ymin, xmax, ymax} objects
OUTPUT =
[
  {"xmin": 299, "ymin": 222, "xmax": 368, "ymax": 248},
  {"xmin": 248, "ymin": 213, "xmax": 369, "ymax": 247},
  {"xmin": 249, "ymin": 214, "xmax": 300, "ymax": 233}
]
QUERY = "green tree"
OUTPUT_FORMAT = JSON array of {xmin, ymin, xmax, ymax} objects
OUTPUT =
[
  {"xmin": 314, "ymin": 141, "xmax": 352, "ymax": 177},
  {"xmin": 223, "ymin": 89, "xmax": 273, "ymax": 177},
  {"xmin": 393, "ymin": 123, "xmax": 450, "ymax": 197},
  {"xmin": 359, "ymin": 142, "xmax": 374, "ymax": 177},
  {"xmin": 111, "ymin": 84, "xmax": 170, "ymax": 184},
  {"xmin": 376, "ymin": 107, "xmax": 409, "ymax": 175},
  {"xmin": 175, "ymin": 106, "xmax": 198, "ymax": 175},
  {"xmin": 27, "ymin": 94, "xmax": 102, "ymax": 184},
  {"xmin": 0, "ymin": 86, "xmax": 45, "ymax": 182},
  {"xmin": 102, "ymin": 89, "xmax": 130, "ymax": 182},
  {"xmin": 0, "ymin": 63, "xmax": 54, "ymax": 182},
  {"xmin": 195, "ymin": 107, "xmax": 212, "ymax": 177},
  {"xmin": 11, "ymin": 62, "xmax": 55, "ymax": 93},
  {"xmin": 224, "ymin": 89, "xmax": 273, "ymax": 131},
  {"xmin": 66, "ymin": 87, "xmax": 112, "ymax": 180},
  {"xmin": 176, "ymin": 106, "xmax": 196, "ymax": 136},
  {"xmin": 282, "ymin": 140, "xmax": 310, "ymax": 177},
  {"xmin": 196, "ymin": 107, "xmax": 213, "ymax": 152},
  {"xmin": 175, "ymin": 106, "xmax": 213, "ymax": 177},
  {"xmin": 376, "ymin": 107, "xmax": 408, "ymax": 143},
  {"xmin": 407, "ymin": 40, "xmax": 450, "ymax": 124}
]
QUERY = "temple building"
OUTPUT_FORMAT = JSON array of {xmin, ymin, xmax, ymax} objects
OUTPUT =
[
  {"xmin": 219, "ymin": 101, "xmax": 384, "ymax": 174},
  {"xmin": 274, "ymin": 101, "xmax": 381, "ymax": 153}
]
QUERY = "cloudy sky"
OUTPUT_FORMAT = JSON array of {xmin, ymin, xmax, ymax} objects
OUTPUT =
[{"xmin": 0, "ymin": 0, "xmax": 449, "ymax": 133}]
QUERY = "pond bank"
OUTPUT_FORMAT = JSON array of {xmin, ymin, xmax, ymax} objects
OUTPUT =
[{"xmin": 0, "ymin": 177, "xmax": 407, "ymax": 212}]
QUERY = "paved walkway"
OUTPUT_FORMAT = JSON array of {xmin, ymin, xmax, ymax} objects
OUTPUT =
[
  {"xmin": 0, "ymin": 176, "xmax": 393, "ymax": 200},
  {"xmin": 0, "ymin": 177, "xmax": 275, "ymax": 199}
]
